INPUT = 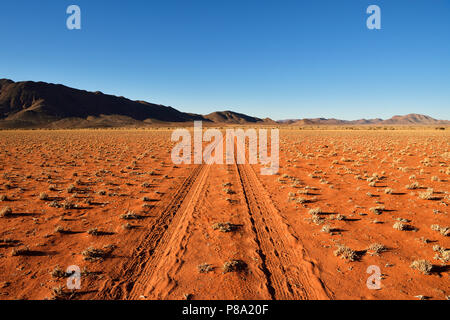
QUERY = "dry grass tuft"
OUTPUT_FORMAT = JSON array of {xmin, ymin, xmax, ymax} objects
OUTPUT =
[
  {"xmin": 87, "ymin": 228, "xmax": 101, "ymax": 236},
  {"xmin": 334, "ymin": 245, "xmax": 357, "ymax": 261},
  {"xmin": 39, "ymin": 192, "xmax": 49, "ymax": 201},
  {"xmin": 197, "ymin": 263, "xmax": 213, "ymax": 273},
  {"xmin": 120, "ymin": 211, "xmax": 140, "ymax": 220},
  {"xmin": 393, "ymin": 221, "xmax": 406, "ymax": 231},
  {"xmin": 11, "ymin": 246, "xmax": 31, "ymax": 256},
  {"xmin": 418, "ymin": 188, "xmax": 436, "ymax": 200},
  {"xmin": 367, "ymin": 243, "xmax": 386, "ymax": 255},
  {"xmin": 212, "ymin": 222, "xmax": 236, "ymax": 233},
  {"xmin": 223, "ymin": 260, "xmax": 247, "ymax": 273},
  {"xmin": 309, "ymin": 207, "xmax": 322, "ymax": 215},
  {"xmin": 82, "ymin": 247, "xmax": 109, "ymax": 261},
  {"xmin": 0, "ymin": 206, "xmax": 12, "ymax": 218},
  {"xmin": 51, "ymin": 266, "xmax": 69, "ymax": 278},
  {"xmin": 50, "ymin": 286, "xmax": 75, "ymax": 300},
  {"xmin": 410, "ymin": 260, "xmax": 432, "ymax": 275},
  {"xmin": 431, "ymin": 225, "xmax": 449, "ymax": 236}
]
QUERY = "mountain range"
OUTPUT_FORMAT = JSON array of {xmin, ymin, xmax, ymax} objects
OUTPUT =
[
  {"xmin": 0, "ymin": 79, "xmax": 448, "ymax": 128},
  {"xmin": 279, "ymin": 114, "xmax": 450, "ymax": 126}
]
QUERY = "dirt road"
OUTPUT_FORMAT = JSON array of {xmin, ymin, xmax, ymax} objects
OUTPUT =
[{"xmin": 94, "ymin": 156, "xmax": 331, "ymax": 300}]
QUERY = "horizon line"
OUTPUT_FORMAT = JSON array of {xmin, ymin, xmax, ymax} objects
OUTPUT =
[{"xmin": 2, "ymin": 77, "xmax": 448, "ymax": 122}]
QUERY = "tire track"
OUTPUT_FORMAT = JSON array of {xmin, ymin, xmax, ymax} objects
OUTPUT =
[
  {"xmin": 127, "ymin": 163, "xmax": 210, "ymax": 299},
  {"xmin": 235, "ymin": 162, "xmax": 331, "ymax": 300},
  {"xmin": 95, "ymin": 164, "xmax": 208, "ymax": 300}
]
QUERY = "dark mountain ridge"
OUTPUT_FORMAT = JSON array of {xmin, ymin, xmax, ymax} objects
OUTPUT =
[
  {"xmin": 0, "ymin": 79, "xmax": 448, "ymax": 128},
  {"xmin": 0, "ymin": 79, "xmax": 203, "ymax": 124}
]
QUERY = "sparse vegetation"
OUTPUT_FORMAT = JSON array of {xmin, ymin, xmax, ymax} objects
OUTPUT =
[
  {"xmin": 122, "ymin": 223, "xmax": 135, "ymax": 230},
  {"xmin": 431, "ymin": 225, "xmax": 449, "ymax": 236},
  {"xmin": 51, "ymin": 266, "xmax": 69, "ymax": 278},
  {"xmin": 39, "ymin": 192, "xmax": 49, "ymax": 200},
  {"xmin": 393, "ymin": 221, "xmax": 406, "ymax": 231},
  {"xmin": 82, "ymin": 247, "xmax": 109, "ymax": 261},
  {"xmin": 410, "ymin": 260, "xmax": 432, "ymax": 275},
  {"xmin": 87, "ymin": 228, "xmax": 101, "ymax": 236},
  {"xmin": 334, "ymin": 245, "xmax": 357, "ymax": 262},
  {"xmin": 212, "ymin": 222, "xmax": 236, "ymax": 233},
  {"xmin": 197, "ymin": 263, "xmax": 213, "ymax": 273},
  {"xmin": 309, "ymin": 207, "xmax": 322, "ymax": 215},
  {"xmin": 367, "ymin": 243, "xmax": 386, "ymax": 255},
  {"xmin": 11, "ymin": 246, "xmax": 31, "ymax": 256},
  {"xmin": 54, "ymin": 225, "xmax": 70, "ymax": 234},
  {"xmin": 223, "ymin": 260, "xmax": 247, "ymax": 273},
  {"xmin": 120, "ymin": 211, "xmax": 140, "ymax": 220},
  {"xmin": 0, "ymin": 206, "xmax": 13, "ymax": 218},
  {"xmin": 418, "ymin": 188, "xmax": 436, "ymax": 200}
]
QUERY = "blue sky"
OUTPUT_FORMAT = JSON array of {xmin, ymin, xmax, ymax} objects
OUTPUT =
[{"xmin": 1, "ymin": 0, "xmax": 449, "ymax": 120}]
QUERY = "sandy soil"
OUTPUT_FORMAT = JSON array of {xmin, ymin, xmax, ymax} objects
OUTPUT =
[{"xmin": 0, "ymin": 129, "xmax": 448, "ymax": 300}]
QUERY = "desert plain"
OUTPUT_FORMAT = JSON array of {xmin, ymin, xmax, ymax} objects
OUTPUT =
[{"xmin": 0, "ymin": 128, "xmax": 448, "ymax": 300}]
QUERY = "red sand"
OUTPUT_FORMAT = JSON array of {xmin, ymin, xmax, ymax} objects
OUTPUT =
[{"xmin": 0, "ymin": 129, "xmax": 448, "ymax": 300}]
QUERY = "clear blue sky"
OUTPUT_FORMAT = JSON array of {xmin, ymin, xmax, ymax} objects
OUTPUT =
[{"xmin": 1, "ymin": 0, "xmax": 449, "ymax": 120}]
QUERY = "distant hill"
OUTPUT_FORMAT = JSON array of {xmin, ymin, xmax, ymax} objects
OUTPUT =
[
  {"xmin": 282, "ymin": 114, "xmax": 449, "ymax": 126},
  {"xmin": 381, "ymin": 114, "xmax": 448, "ymax": 125},
  {"xmin": 205, "ymin": 111, "xmax": 264, "ymax": 124}
]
